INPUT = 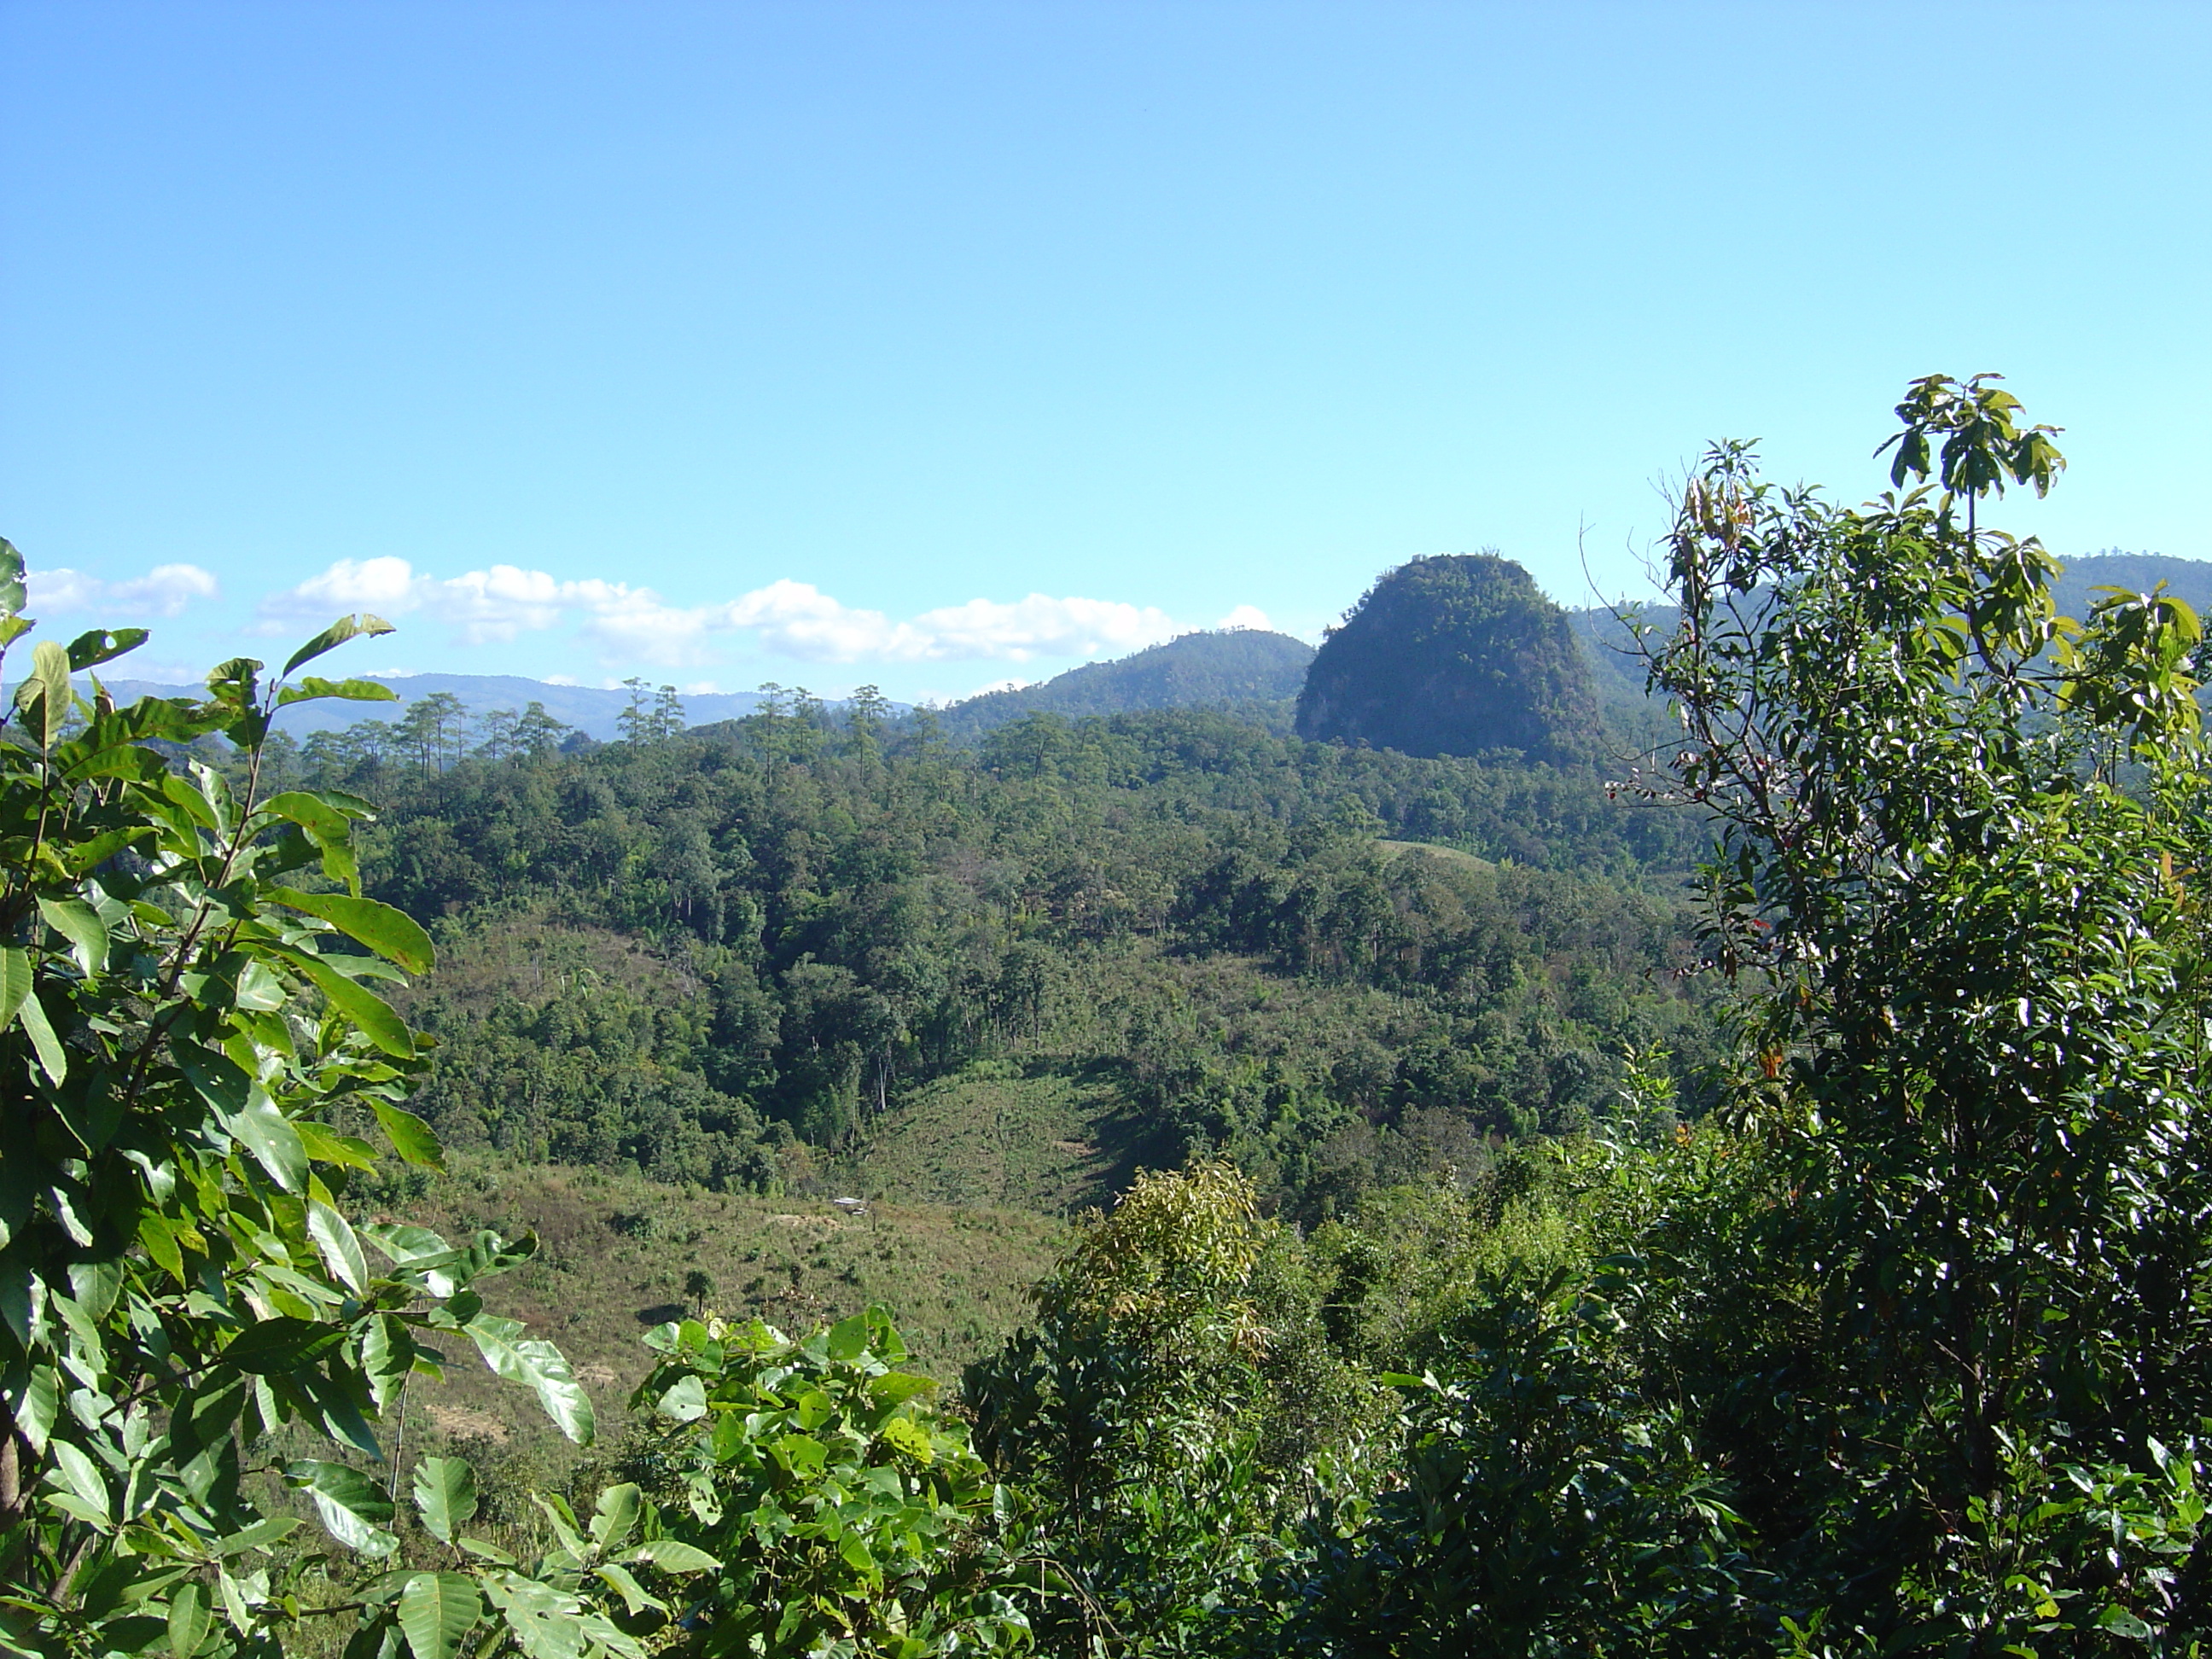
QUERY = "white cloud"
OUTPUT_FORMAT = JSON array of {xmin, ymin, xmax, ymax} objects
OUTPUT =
[
  {"xmin": 1217, "ymin": 604, "xmax": 1272, "ymax": 632},
  {"xmin": 256, "ymin": 557, "xmax": 637, "ymax": 645},
  {"xmin": 585, "ymin": 582, "xmax": 1186, "ymax": 667},
  {"xmin": 257, "ymin": 559, "xmax": 1256, "ymax": 669},
  {"xmin": 30, "ymin": 563, "xmax": 219, "ymax": 618}
]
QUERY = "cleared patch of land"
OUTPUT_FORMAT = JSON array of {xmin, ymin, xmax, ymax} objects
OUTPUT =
[
  {"xmin": 370, "ymin": 1159, "xmax": 1066, "ymax": 1474},
  {"xmin": 832, "ymin": 1068, "xmax": 1141, "ymax": 1214},
  {"xmin": 1376, "ymin": 837, "xmax": 1493, "ymax": 870}
]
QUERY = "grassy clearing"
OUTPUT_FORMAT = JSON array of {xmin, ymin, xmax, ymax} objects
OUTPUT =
[
  {"xmin": 830, "ymin": 1068, "xmax": 1143, "ymax": 1214},
  {"xmin": 1375, "ymin": 837, "xmax": 1493, "ymax": 870},
  {"xmin": 366, "ymin": 1157, "xmax": 1066, "ymax": 1475}
]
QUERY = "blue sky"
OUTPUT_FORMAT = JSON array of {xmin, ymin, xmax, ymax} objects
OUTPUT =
[{"xmin": 3, "ymin": 1, "xmax": 2207, "ymax": 701}]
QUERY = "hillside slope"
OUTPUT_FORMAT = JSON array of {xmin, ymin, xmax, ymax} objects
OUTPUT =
[{"xmin": 931, "ymin": 628, "xmax": 1313, "ymax": 740}]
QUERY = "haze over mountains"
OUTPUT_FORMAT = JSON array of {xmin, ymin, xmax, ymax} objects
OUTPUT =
[{"xmin": 83, "ymin": 550, "xmax": 2212, "ymax": 748}]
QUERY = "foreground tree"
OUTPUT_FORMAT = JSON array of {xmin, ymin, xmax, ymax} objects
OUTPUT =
[
  {"xmin": 0, "ymin": 544, "xmax": 1024, "ymax": 1658},
  {"xmin": 1286, "ymin": 377, "xmax": 2212, "ymax": 1654}
]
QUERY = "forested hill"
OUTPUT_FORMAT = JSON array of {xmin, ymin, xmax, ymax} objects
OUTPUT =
[
  {"xmin": 274, "ymin": 697, "xmax": 1714, "ymax": 1220},
  {"xmin": 929, "ymin": 627, "xmax": 1314, "ymax": 740}
]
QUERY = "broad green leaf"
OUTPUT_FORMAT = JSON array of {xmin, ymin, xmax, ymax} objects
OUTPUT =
[
  {"xmin": 46, "ymin": 1440, "xmax": 111, "ymax": 1528},
  {"xmin": 0, "ymin": 948, "xmax": 29, "ymax": 1028},
  {"xmin": 866, "ymin": 1371, "xmax": 934, "ymax": 1410},
  {"xmin": 588, "ymin": 1482, "xmax": 640, "ymax": 1554},
  {"xmin": 269, "ymin": 888, "xmax": 434, "ymax": 975},
  {"xmin": 478, "ymin": 1574, "xmax": 588, "ymax": 1659},
  {"xmin": 395, "ymin": 1573, "xmax": 480, "ymax": 1659},
  {"xmin": 295, "ymin": 1120, "xmax": 379, "ymax": 1171},
  {"xmin": 259, "ymin": 790, "xmax": 355, "ymax": 841},
  {"xmin": 223, "ymin": 1317, "xmax": 346, "ymax": 1375},
  {"xmin": 137, "ymin": 1211, "xmax": 186, "ymax": 1284},
  {"xmin": 282, "ymin": 946, "xmax": 413, "ymax": 1056},
  {"xmin": 410, "ymin": 1457, "xmax": 478, "ymax": 1545},
  {"xmin": 824, "ymin": 1313, "xmax": 870, "ymax": 1362},
  {"xmin": 167, "ymin": 1580, "xmax": 210, "ymax": 1659},
  {"xmin": 362, "ymin": 1313, "xmax": 418, "ymax": 1413},
  {"xmin": 370, "ymin": 1100, "xmax": 445, "ymax": 1170},
  {"xmin": 220, "ymin": 1093, "xmax": 308, "ymax": 1193},
  {"xmin": 258, "ymin": 791, "xmax": 362, "ymax": 890},
  {"xmin": 11, "ymin": 1364, "xmax": 58, "ymax": 1452},
  {"xmin": 15, "ymin": 639, "xmax": 72, "ymax": 747},
  {"xmin": 282, "ymin": 614, "xmax": 395, "ymax": 678},
  {"xmin": 64, "ymin": 626, "xmax": 147, "ymax": 670},
  {"xmin": 878, "ymin": 1415, "xmax": 934, "ymax": 1464},
  {"xmin": 655, "ymin": 1375, "xmax": 707, "ymax": 1422},
  {"xmin": 286, "ymin": 1460, "xmax": 396, "ymax": 1557},
  {"xmin": 212, "ymin": 1516, "xmax": 300, "ymax": 1556},
  {"xmin": 16, "ymin": 987, "xmax": 67, "ymax": 1086},
  {"xmin": 0, "ymin": 534, "xmax": 25, "ymax": 614},
  {"xmin": 463, "ymin": 1319, "xmax": 596, "ymax": 1445},
  {"xmin": 308, "ymin": 1199, "xmax": 369, "ymax": 1294},
  {"xmin": 630, "ymin": 1538, "xmax": 719, "ymax": 1573},
  {"xmin": 37, "ymin": 897, "xmax": 108, "ymax": 978},
  {"xmin": 276, "ymin": 675, "xmax": 400, "ymax": 707}
]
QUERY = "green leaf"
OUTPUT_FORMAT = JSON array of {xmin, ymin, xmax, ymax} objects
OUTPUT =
[
  {"xmin": 410, "ymin": 1457, "xmax": 478, "ymax": 1545},
  {"xmin": 866, "ymin": 1372, "xmax": 934, "ymax": 1411},
  {"xmin": 878, "ymin": 1416, "xmax": 934, "ymax": 1464},
  {"xmin": 259, "ymin": 789, "xmax": 356, "ymax": 840},
  {"xmin": 824, "ymin": 1313, "xmax": 870, "ymax": 1362},
  {"xmin": 588, "ymin": 1482, "xmax": 640, "ymax": 1555},
  {"xmin": 212, "ymin": 1516, "xmax": 300, "ymax": 1556},
  {"xmin": 478, "ymin": 1575, "xmax": 588, "ymax": 1659},
  {"xmin": 295, "ymin": 1120, "xmax": 379, "ymax": 1171},
  {"xmin": 282, "ymin": 946, "xmax": 414, "ymax": 1057},
  {"xmin": 0, "ymin": 534, "xmax": 26, "ymax": 614},
  {"xmin": 46, "ymin": 1440, "xmax": 112, "ymax": 1528},
  {"xmin": 655, "ymin": 1375, "xmax": 707, "ymax": 1422},
  {"xmin": 16, "ymin": 986, "xmax": 67, "ymax": 1086},
  {"xmin": 223, "ymin": 1317, "xmax": 346, "ymax": 1375},
  {"xmin": 11, "ymin": 1364, "xmax": 58, "ymax": 1453},
  {"xmin": 259, "ymin": 791, "xmax": 363, "ymax": 891},
  {"xmin": 395, "ymin": 1573, "xmax": 480, "ymax": 1659},
  {"xmin": 463, "ymin": 1319, "xmax": 596, "ymax": 1445},
  {"xmin": 282, "ymin": 614, "xmax": 396, "ymax": 678},
  {"xmin": 15, "ymin": 639, "xmax": 72, "ymax": 747},
  {"xmin": 276, "ymin": 676, "xmax": 400, "ymax": 707},
  {"xmin": 269, "ymin": 888, "xmax": 434, "ymax": 975},
  {"xmin": 137, "ymin": 1213, "xmax": 186, "ymax": 1283},
  {"xmin": 0, "ymin": 948, "xmax": 28, "ymax": 1029},
  {"xmin": 37, "ymin": 896, "xmax": 108, "ymax": 978},
  {"xmin": 590, "ymin": 1563, "xmax": 663, "ymax": 1619},
  {"xmin": 167, "ymin": 1580, "xmax": 211, "ymax": 1659},
  {"xmin": 308, "ymin": 1199, "xmax": 370, "ymax": 1295},
  {"xmin": 65, "ymin": 627, "xmax": 147, "ymax": 671},
  {"xmin": 370, "ymin": 1100, "xmax": 445, "ymax": 1170},
  {"xmin": 630, "ymin": 1538, "xmax": 719, "ymax": 1573},
  {"xmin": 221, "ymin": 1092, "xmax": 309, "ymax": 1193},
  {"xmin": 286, "ymin": 1460, "xmax": 396, "ymax": 1557}
]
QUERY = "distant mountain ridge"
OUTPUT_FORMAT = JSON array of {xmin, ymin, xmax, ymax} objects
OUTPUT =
[
  {"xmin": 90, "ymin": 673, "xmax": 776, "ymax": 742},
  {"xmin": 930, "ymin": 628, "xmax": 1315, "ymax": 740}
]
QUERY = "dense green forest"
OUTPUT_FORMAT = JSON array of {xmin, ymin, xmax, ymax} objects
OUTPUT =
[
  {"xmin": 10, "ymin": 375, "xmax": 2212, "ymax": 1656},
  {"xmin": 289, "ymin": 688, "xmax": 1714, "ymax": 1219}
]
